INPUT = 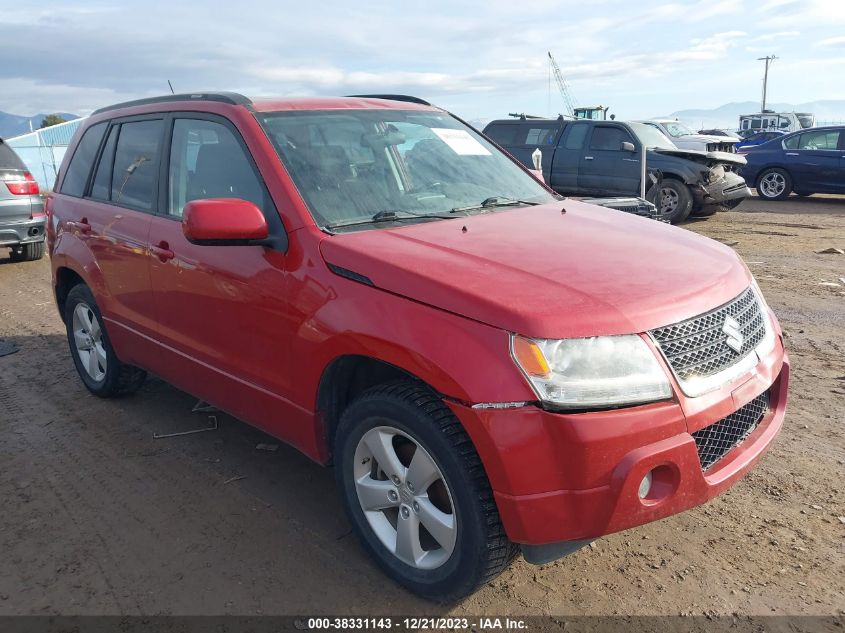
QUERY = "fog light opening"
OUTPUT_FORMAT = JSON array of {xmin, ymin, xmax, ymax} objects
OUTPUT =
[
  {"xmin": 638, "ymin": 464, "xmax": 678, "ymax": 505},
  {"xmin": 638, "ymin": 471, "xmax": 653, "ymax": 499}
]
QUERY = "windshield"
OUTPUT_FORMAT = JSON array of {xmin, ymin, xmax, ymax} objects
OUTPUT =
[
  {"xmin": 628, "ymin": 123, "xmax": 677, "ymax": 149},
  {"xmin": 662, "ymin": 121, "xmax": 696, "ymax": 137},
  {"xmin": 257, "ymin": 109, "xmax": 556, "ymax": 230}
]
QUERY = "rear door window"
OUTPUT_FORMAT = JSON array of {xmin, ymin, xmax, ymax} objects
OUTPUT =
[
  {"xmin": 110, "ymin": 120, "xmax": 163, "ymax": 211},
  {"xmin": 60, "ymin": 122, "xmax": 107, "ymax": 197},
  {"xmin": 796, "ymin": 130, "xmax": 839, "ymax": 150},
  {"xmin": 562, "ymin": 123, "xmax": 588, "ymax": 149}
]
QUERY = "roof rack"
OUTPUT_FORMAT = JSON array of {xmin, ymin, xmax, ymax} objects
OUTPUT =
[
  {"xmin": 346, "ymin": 94, "xmax": 432, "ymax": 106},
  {"xmin": 92, "ymin": 92, "xmax": 252, "ymax": 115},
  {"xmin": 507, "ymin": 112, "xmax": 546, "ymax": 120}
]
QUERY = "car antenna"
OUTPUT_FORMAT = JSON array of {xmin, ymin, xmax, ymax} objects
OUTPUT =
[{"xmin": 167, "ymin": 80, "xmax": 175, "ymax": 94}]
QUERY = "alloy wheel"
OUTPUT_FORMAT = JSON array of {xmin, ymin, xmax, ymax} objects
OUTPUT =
[
  {"xmin": 353, "ymin": 425, "xmax": 457, "ymax": 570},
  {"xmin": 72, "ymin": 303, "xmax": 107, "ymax": 382},
  {"xmin": 760, "ymin": 172, "xmax": 786, "ymax": 198}
]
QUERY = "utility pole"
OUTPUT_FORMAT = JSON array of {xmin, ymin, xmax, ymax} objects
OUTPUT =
[{"xmin": 757, "ymin": 55, "xmax": 777, "ymax": 111}]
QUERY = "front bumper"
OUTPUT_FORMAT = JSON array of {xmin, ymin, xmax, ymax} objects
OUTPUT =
[
  {"xmin": 0, "ymin": 216, "xmax": 47, "ymax": 247},
  {"xmin": 694, "ymin": 171, "xmax": 750, "ymax": 206},
  {"xmin": 448, "ymin": 329, "xmax": 788, "ymax": 547}
]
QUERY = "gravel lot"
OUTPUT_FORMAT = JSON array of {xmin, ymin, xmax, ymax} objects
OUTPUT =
[{"xmin": 0, "ymin": 194, "xmax": 843, "ymax": 617}]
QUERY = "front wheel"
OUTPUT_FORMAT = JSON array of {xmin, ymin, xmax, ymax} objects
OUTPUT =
[
  {"xmin": 756, "ymin": 168, "xmax": 791, "ymax": 200},
  {"xmin": 64, "ymin": 284, "xmax": 146, "ymax": 397},
  {"xmin": 652, "ymin": 180, "xmax": 693, "ymax": 224},
  {"xmin": 334, "ymin": 381, "xmax": 517, "ymax": 601}
]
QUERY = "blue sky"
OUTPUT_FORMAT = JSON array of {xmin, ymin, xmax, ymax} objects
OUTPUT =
[{"xmin": 1, "ymin": 0, "xmax": 843, "ymax": 120}]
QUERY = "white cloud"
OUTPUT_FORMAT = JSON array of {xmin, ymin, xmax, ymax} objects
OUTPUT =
[
  {"xmin": 816, "ymin": 35, "xmax": 845, "ymax": 48},
  {"xmin": 0, "ymin": 0, "xmax": 841, "ymax": 120}
]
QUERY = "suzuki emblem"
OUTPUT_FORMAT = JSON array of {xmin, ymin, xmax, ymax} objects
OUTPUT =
[{"xmin": 722, "ymin": 316, "xmax": 744, "ymax": 353}]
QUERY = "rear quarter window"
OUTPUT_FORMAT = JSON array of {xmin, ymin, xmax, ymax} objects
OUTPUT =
[{"xmin": 61, "ymin": 122, "xmax": 107, "ymax": 197}]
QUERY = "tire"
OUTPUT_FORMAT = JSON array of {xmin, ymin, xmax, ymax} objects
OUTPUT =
[
  {"xmin": 654, "ymin": 179, "xmax": 693, "ymax": 224},
  {"xmin": 334, "ymin": 380, "xmax": 518, "ymax": 601},
  {"xmin": 756, "ymin": 168, "xmax": 791, "ymax": 200},
  {"xmin": 64, "ymin": 284, "xmax": 146, "ymax": 397},
  {"xmin": 8, "ymin": 241, "xmax": 45, "ymax": 262}
]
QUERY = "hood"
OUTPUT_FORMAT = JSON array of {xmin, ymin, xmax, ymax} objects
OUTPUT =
[
  {"xmin": 319, "ymin": 201, "xmax": 751, "ymax": 339},
  {"xmin": 653, "ymin": 147, "xmax": 747, "ymax": 166}
]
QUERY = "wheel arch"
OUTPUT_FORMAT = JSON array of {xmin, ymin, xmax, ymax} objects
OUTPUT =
[
  {"xmin": 754, "ymin": 163, "xmax": 792, "ymax": 187},
  {"xmin": 316, "ymin": 354, "xmax": 435, "ymax": 461},
  {"xmin": 54, "ymin": 266, "xmax": 87, "ymax": 322}
]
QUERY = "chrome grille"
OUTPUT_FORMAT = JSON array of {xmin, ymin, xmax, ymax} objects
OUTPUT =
[
  {"xmin": 692, "ymin": 391, "xmax": 770, "ymax": 470},
  {"xmin": 650, "ymin": 287, "xmax": 766, "ymax": 382}
]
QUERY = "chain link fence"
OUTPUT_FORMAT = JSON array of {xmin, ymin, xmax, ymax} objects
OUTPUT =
[{"xmin": 5, "ymin": 118, "xmax": 84, "ymax": 191}]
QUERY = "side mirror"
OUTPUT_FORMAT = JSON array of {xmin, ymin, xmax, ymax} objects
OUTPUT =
[
  {"xmin": 621, "ymin": 141, "xmax": 636, "ymax": 152},
  {"xmin": 182, "ymin": 198, "xmax": 269, "ymax": 245}
]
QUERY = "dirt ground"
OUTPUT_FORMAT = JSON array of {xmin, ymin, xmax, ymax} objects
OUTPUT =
[{"xmin": 0, "ymin": 194, "xmax": 843, "ymax": 617}]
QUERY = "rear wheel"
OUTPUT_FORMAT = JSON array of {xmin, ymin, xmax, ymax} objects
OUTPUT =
[
  {"xmin": 64, "ymin": 284, "xmax": 146, "ymax": 397},
  {"xmin": 653, "ymin": 180, "xmax": 693, "ymax": 224},
  {"xmin": 8, "ymin": 241, "xmax": 45, "ymax": 262},
  {"xmin": 334, "ymin": 381, "xmax": 517, "ymax": 601},
  {"xmin": 756, "ymin": 168, "xmax": 791, "ymax": 200}
]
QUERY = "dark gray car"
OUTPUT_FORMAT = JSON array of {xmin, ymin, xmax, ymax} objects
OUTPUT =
[{"xmin": 0, "ymin": 139, "xmax": 45, "ymax": 261}]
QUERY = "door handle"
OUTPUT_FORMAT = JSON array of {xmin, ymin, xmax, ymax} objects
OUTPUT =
[
  {"xmin": 584, "ymin": 156, "xmax": 594, "ymax": 160},
  {"xmin": 150, "ymin": 241, "xmax": 175, "ymax": 262},
  {"xmin": 67, "ymin": 218, "xmax": 91, "ymax": 234},
  {"xmin": 785, "ymin": 152, "xmax": 799, "ymax": 156}
]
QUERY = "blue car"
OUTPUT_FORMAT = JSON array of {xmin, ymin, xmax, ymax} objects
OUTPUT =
[
  {"xmin": 735, "ymin": 131, "xmax": 785, "ymax": 150},
  {"xmin": 740, "ymin": 126, "xmax": 845, "ymax": 200}
]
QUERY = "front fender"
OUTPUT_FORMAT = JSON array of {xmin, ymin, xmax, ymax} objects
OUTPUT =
[{"xmin": 290, "ymin": 273, "xmax": 536, "ymax": 410}]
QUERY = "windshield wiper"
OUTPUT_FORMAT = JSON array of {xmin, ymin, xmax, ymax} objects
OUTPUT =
[
  {"xmin": 450, "ymin": 197, "xmax": 540, "ymax": 214},
  {"xmin": 325, "ymin": 210, "xmax": 457, "ymax": 231}
]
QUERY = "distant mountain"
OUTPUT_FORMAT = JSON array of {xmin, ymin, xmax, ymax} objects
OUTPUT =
[
  {"xmin": 654, "ymin": 100, "xmax": 845, "ymax": 130},
  {"xmin": 0, "ymin": 112, "xmax": 79, "ymax": 139}
]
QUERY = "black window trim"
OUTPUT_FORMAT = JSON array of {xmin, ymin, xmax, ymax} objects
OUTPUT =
[
  {"xmin": 83, "ymin": 113, "xmax": 167, "ymax": 215},
  {"xmin": 157, "ymin": 111, "xmax": 288, "ymax": 252},
  {"xmin": 89, "ymin": 124, "xmax": 119, "ymax": 203}
]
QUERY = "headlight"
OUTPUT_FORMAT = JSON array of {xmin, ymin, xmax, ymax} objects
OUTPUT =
[
  {"xmin": 749, "ymin": 276, "xmax": 776, "ymax": 356},
  {"xmin": 708, "ymin": 164, "xmax": 726, "ymax": 183},
  {"xmin": 511, "ymin": 334, "xmax": 672, "ymax": 409}
]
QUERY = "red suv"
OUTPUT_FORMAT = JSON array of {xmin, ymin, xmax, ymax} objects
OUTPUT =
[{"xmin": 47, "ymin": 93, "xmax": 788, "ymax": 601}]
